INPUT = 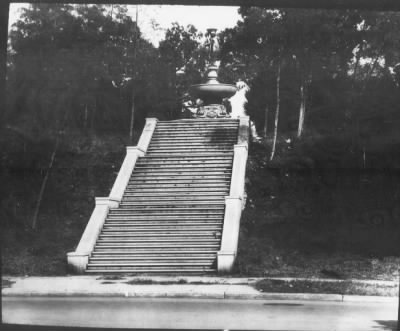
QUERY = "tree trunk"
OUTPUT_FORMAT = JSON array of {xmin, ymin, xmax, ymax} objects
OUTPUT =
[
  {"xmin": 91, "ymin": 95, "xmax": 97, "ymax": 133},
  {"xmin": 270, "ymin": 59, "xmax": 281, "ymax": 161},
  {"xmin": 263, "ymin": 104, "xmax": 269, "ymax": 137},
  {"xmin": 31, "ymin": 136, "xmax": 60, "ymax": 230},
  {"xmin": 129, "ymin": 6, "xmax": 139, "ymax": 143},
  {"xmin": 297, "ymin": 80, "xmax": 306, "ymax": 138},
  {"xmin": 129, "ymin": 93, "xmax": 135, "ymax": 143},
  {"xmin": 0, "ymin": 2, "xmax": 9, "ymax": 120}
]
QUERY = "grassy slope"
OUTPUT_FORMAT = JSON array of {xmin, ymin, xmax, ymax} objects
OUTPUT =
[
  {"xmin": 1, "ymin": 129, "xmax": 400, "ymax": 279},
  {"xmin": 236, "ymin": 134, "xmax": 400, "ymax": 281}
]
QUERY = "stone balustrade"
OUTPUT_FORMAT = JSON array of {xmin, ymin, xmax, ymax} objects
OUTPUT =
[{"xmin": 218, "ymin": 116, "xmax": 250, "ymax": 273}]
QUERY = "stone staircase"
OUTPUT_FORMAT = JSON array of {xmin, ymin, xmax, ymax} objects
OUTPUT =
[{"xmin": 85, "ymin": 118, "xmax": 240, "ymax": 273}]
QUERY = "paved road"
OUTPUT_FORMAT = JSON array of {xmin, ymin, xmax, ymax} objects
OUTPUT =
[{"xmin": 2, "ymin": 297, "xmax": 397, "ymax": 330}]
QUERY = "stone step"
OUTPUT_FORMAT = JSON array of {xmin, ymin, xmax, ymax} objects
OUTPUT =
[
  {"xmin": 148, "ymin": 145, "xmax": 234, "ymax": 149},
  {"xmin": 134, "ymin": 165, "xmax": 232, "ymax": 169},
  {"xmin": 104, "ymin": 219, "xmax": 223, "ymax": 225},
  {"xmin": 151, "ymin": 136, "xmax": 237, "ymax": 140},
  {"xmin": 149, "ymin": 141, "xmax": 234, "ymax": 145},
  {"xmin": 108, "ymin": 211, "xmax": 225, "ymax": 217},
  {"xmin": 157, "ymin": 121, "xmax": 237, "ymax": 124},
  {"xmin": 88, "ymin": 263, "xmax": 215, "ymax": 269},
  {"xmin": 93, "ymin": 246, "xmax": 218, "ymax": 252},
  {"xmin": 91, "ymin": 251, "xmax": 216, "ymax": 256},
  {"xmin": 144, "ymin": 153, "xmax": 233, "ymax": 158},
  {"xmin": 114, "ymin": 209, "xmax": 225, "ymax": 214},
  {"xmin": 127, "ymin": 183, "xmax": 228, "ymax": 188},
  {"xmin": 155, "ymin": 122, "xmax": 238, "ymax": 126},
  {"xmin": 85, "ymin": 268, "xmax": 216, "ymax": 273},
  {"xmin": 153, "ymin": 127, "xmax": 237, "ymax": 131},
  {"xmin": 106, "ymin": 216, "xmax": 223, "ymax": 221},
  {"xmin": 122, "ymin": 196, "xmax": 226, "ymax": 201},
  {"xmin": 102, "ymin": 228, "xmax": 222, "ymax": 234},
  {"xmin": 119, "ymin": 201, "xmax": 224, "ymax": 206},
  {"xmin": 123, "ymin": 189, "xmax": 229, "ymax": 194},
  {"xmin": 127, "ymin": 180, "xmax": 230, "ymax": 184},
  {"xmin": 120, "ymin": 202, "xmax": 225, "ymax": 207},
  {"xmin": 154, "ymin": 126, "xmax": 237, "ymax": 131},
  {"xmin": 122, "ymin": 196, "xmax": 227, "ymax": 201},
  {"xmin": 153, "ymin": 131, "xmax": 237, "ymax": 136},
  {"xmin": 147, "ymin": 146, "xmax": 233, "ymax": 151},
  {"xmin": 128, "ymin": 178, "xmax": 230, "ymax": 183},
  {"xmin": 105, "ymin": 224, "xmax": 223, "ymax": 229},
  {"xmin": 134, "ymin": 167, "xmax": 232, "ymax": 172},
  {"xmin": 157, "ymin": 123, "xmax": 237, "ymax": 126},
  {"xmin": 96, "ymin": 238, "xmax": 220, "ymax": 243},
  {"xmin": 111, "ymin": 205, "xmax": 224, "ymax": 211},
  {"xmin": 107, "ymin": 215, "xmax": 225, "ymax": 220},
  {"xmin": 129, "ymin": 174, "xmax": 231, "ymax": 180},
  {"xmin": 132, "ymin": 167, "xmax": 232, "ymax": 172},
  {"xmin": 153, "ymin": 129, "xmax": 237, "ymax": 133},
  {"xmin": 89, "ymin": 256, "xmax": 215, "ymax": 262},
  {"xmin": 100, "ymin": 229, "xmax": 221, "ymax": 235},
  {"xmin": 94, "ymin": 243, "xmax": 220, "ymax": 248},
  {"xmin": 99, "ymin": 234, "xmax": 220, "ymax": 239},
  {"xmin": 102, "ymin": 225, "xmax": 222, "ymax": 231},
  {"xmin": 152, "ymin": 134, "xmax": 237, "ymax": 139},
  {"xmin": 147, "ymin": 150, "xmax": 233, "ymax": 154},
  {"xmin": 146, "ymin": 147, "xmax": 233, "ymax": 151},
  {"xmin": 149, "ymin": 145, "xmax": 234, "ymax": 149},
  {"xmin": 135, "ymin": 160, "xmax": 232, "ymax": 165},
  {"xmin": 121, "ymin": 196, "xmax": 225, "ymax": 201},
  {"xmin": 125, "ymin": 184, "xmax": 230, "ymax": 189},
  {"xmin": 123, "ymin": 190, "xmax": 227, "ymax": 195},
  {"xmin": 141, "ymin": 155, "xmax": 233, "ymax": 160},
  {"xmin": 132, "ymin": 169, "xmax": 231, "ymax": 174},
  {"xmin": 150, "ymin": 138, "xmax": 235, "ymax": 142},
  {"xmin": 149, "ymin": 139, "xmax": 236, "ymax": 144},
  {"xmin": 151, "ymin": 136, "xmax": 236, "ymax": 141},
  {"xmin": 145, "ymin": 152, "xmax": 233, "ymax": 157},
  {"xmin": 150, "ymin": 138, "xmax": 236, "ymax": 143}
]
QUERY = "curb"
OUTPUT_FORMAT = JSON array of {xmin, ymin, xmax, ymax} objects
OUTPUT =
[
  {"xmin": 3, "ymin": 291, "xmax": 397, "ymax": 303},
  {"xmin": 2, "ymin": 288, "xmax": 397, "ymax": 303}
]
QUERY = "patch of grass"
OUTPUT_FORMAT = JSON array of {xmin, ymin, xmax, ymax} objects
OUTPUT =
[
  {"xmin": 254, "ymin": 279, "xmax": 399, "ymax": 296},
  {"xmin": 236, "ymin": 139, "xmax": 400, "ymax": 280},
  {"xmin": 98, "ymin": 275, "xmax": 125, "ymax": 281},
  {"xmin": 125, "ymin": 278, "xmax": 189, "ymax": 285},
  {"xmin": 125, "ymin": 279, "xmax": 154, "ymax": 285},
  {"xmin": 2, "ymin": 279, "xmax": 16, "ymax": 289}
]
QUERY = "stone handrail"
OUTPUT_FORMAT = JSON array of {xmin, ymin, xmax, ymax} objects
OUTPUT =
[
  {"xmin": 67, "ymin": 118, "xmax": 158, "ymax": 274},
  {"xmin": 218, "ymin": 116, "xmax": 249, "ymax": 273}
]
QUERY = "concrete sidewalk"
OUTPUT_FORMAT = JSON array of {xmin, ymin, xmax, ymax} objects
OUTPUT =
[{"xmin": 2, "ymin": 275, "xmax": 398, "ymax": 303}]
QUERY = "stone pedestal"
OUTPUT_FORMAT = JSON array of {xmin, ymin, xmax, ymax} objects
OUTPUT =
[{"xmin": 195, "ymin": 104, "xmax": 229, "ymax": 118}]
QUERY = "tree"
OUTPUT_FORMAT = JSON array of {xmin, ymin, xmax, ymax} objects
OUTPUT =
[
  {"xmin": 158, "ymin": 23, "xmax": 206, "ymax": 118},
  {"xmin": 222, "ymin": 8, "xmax": 364, "ymax": 139},
  {"xmin": 7, "ymin": 4, "xmax": 160, "ymax": 137}
]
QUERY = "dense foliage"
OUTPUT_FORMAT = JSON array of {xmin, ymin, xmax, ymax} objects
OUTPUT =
[{"xmin": 219, "ymin": 8, "xmax": 400, "ymax": 167}]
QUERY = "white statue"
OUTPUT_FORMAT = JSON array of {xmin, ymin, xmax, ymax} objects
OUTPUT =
[{"xmin": 229, "ymin": 80, "xmax": 261, "ymax": 142}]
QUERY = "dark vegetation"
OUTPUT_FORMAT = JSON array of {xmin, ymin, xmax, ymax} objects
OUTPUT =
[
  {"xmin": 2, "ymin": 5, "xmax": 400, "ymax": 278},
  {"xmin": 255, "ymin": 278, "xmax": 398, "ymax": 296},
  {"xmin": 236, "ymin": 138, "xmax": 400, "ymax": 280}
]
